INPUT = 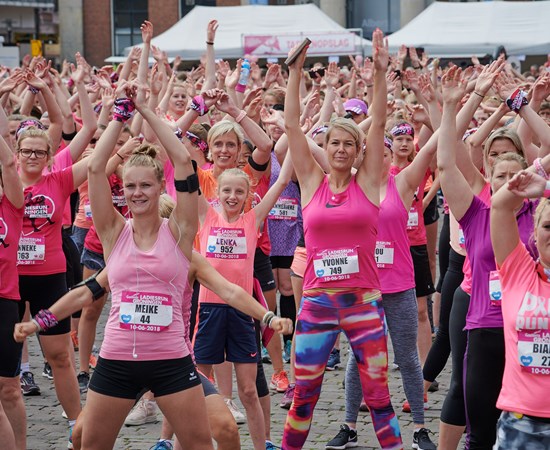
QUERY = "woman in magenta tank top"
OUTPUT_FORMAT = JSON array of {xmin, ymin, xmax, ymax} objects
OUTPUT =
[
  {"xmin": 81, "ymin": 77, "xmax": 215, "ymax": 449},
  {"xmin": 281, "ymin": 31, "xmax": 403, "ymax": 450}
]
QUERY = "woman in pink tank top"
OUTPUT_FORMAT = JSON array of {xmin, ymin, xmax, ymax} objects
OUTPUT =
[
  {"xmin": 80, "ymin": 73, "xmax": 215, "ymax": 449},
  {"xmin": 281, "ymin": 32, "xmax": 403, "ymax": 450}
]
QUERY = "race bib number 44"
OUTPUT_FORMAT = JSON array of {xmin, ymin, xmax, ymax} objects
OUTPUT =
[
  {"xmin": 119, "ymin": 291, "xmax": 173, "ymax": 332},
  {"xmin": 17, "ymin": 236, "xmax": 45, "ymax": 265},
  {"xmin": 313, "ymin": 248, "xmax": 359, "ymax": 282},
  {"xmin": 206, "ymin": 227, "xmax": 247, "ymax": 259},
  {"xmin": 518, "ymin": 330, "xmax": 550, "ymax": 375}
]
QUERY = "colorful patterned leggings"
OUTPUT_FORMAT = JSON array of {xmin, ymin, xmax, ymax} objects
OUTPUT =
[{"xmin": 281, "ymin": 288, "xmax": 403, "ymax": 450}]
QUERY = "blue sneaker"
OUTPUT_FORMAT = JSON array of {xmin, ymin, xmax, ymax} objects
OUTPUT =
[
  {"xmin": 68, "ymin": 426, "xmax": 74, "ymax": 449},
  {"xmin": 149, "ymin": 440, "xmax": 173, "ymax": 450},
  {"xmin": 325, "ymin": 348, "xmax": 341, "ymax": 371},
  {"xmin": 261, "ymin": 346, "xmax": 271, "ymax": 364},
  {"xmin": 266, "ymin": 440, "xmax": 280, "ymax": 449},
  {"xmin": 283, "ymin": 340, "xmax": 292, "ymax": 364}
]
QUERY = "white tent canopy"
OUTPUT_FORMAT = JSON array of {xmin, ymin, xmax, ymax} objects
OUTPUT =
[
  {"xmin": 387, "ymin": 1, "xmax": 550, "ymax": 57},
  {"xmin": 122, "ymin": 4, "xmax": 371, "ymax": 61}
]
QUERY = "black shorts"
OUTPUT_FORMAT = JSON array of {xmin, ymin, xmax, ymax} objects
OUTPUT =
[
  {"xmin": 89, "ymin": 355, "xmax": 200, "ymax": 399},
  {"xmin": 270, "ymin": 255, "xmax": 294, "ymax": 270},
  {"xmin": 0, "ymin": 298, "xmax": 23, "ymax": 377},
  {"xmin": 18, "ymin": 273, "xmax": 70, "ymax": 336},
  {"xmin": 253, "ymin": 248, "xmax": 276, "ymax": 292},
  {"xmin": 199, "ymin": 372, "xmax": 218, "ymax": 397},
  {"xmin": 423, "ymin": 194, "xmax": 440, "ymax": 226},
  {"xmin": 410, "ymin": 244, "xmax": 435, "ymax": 298},
  {"xmin": 63, "ymin": 228, "xmax": 83, "ymax": 318}
]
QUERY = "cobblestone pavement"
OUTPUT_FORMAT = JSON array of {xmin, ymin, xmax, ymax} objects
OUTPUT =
[{"xmin": 24, "ymin": 304, "xmax": 459, "ymax": 450}]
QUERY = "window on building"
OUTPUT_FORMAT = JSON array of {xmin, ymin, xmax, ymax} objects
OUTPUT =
[
  {"xmin": 112, "ymin": 0, "xmax": 147, "ymax": 56},
  {"xmin": 181, "ymin": 0, "xmax": 216, "ymax": 18}
]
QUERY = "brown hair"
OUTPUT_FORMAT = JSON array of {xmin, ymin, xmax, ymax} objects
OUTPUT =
[{"xmin": 123, "ymin": 144, "xmax": 164, "ymax": 182}]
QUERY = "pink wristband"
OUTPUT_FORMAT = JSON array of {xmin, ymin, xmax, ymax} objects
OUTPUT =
[
  {"xmin": 544, "ymin": 180, "xmax": 550, "ymax": 198},
  {"xmin": 534, "ymin": 158, "xmax": 549, "ymax": 180},
  {"xmin": 235, "ymin": 110, "xmax": 247, "ymax": 123}
]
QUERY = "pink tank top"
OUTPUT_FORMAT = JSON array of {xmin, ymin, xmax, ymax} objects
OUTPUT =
[
  {"xmin": 460, "ymin": 182, "xmax": 491, "ymax": 295},
  {"xmin": 101, "ymin": 219, "xmax": 191, "ymax": 361},
  {"xmin": 377, "ymin": 175, "xmax": 415, "ymax": 294},
  {"xmin": 198, "ymin": 208, "xmax": 258, "ymax": 304},
  {"xmin": 303, "ymin": 176, "xmax": 380, "ymax": 291}
]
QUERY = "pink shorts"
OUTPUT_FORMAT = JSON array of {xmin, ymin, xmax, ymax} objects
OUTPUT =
[{"xmin": 290, "ymin": 246, "xmax": 307, "ymax": 279}]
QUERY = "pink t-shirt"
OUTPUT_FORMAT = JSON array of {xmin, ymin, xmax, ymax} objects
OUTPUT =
[
  {"xmin": 377, "ymin": 175, "xmax": 415, "ymax": 294},
  {"xmin": 497, "ymin": 241, "xmax": 550, "ymax": 417},
  {"xmin": 102, "ymin": 219, "xmax": 191, "ymax": 361},
  {"xmin": 303, "ymin": 176, "xmax": 380, "ymax": 291},
  {"xmin": 74, "ymin": 181, "xmax": 91, "ymax": 229},
  {"xmin": 18, "ymin": 168, "xmax": 74, "ymax": 275},
  {"xmin": 50, "ymin": 147, "xmax": 74, "ymax": 227},
  {"xmin": 0, "ymin": 196, "xmax": 24, "ymax": 299},
  {"xmin": 198, "ymin": 208, "xmax": 258, "ymax": 304}
]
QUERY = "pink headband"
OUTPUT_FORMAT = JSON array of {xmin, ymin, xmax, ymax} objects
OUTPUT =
[
  {"xmin": 16, "ymin": 119, "xmax": 46, "ymax": 139},
  {"xmin": 390, "ymin": 123, "xmax": 414, "ymax": 138}
]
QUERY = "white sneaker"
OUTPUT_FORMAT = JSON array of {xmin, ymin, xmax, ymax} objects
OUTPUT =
[
  {"xmin": 124, "ymin": 398, "xmax": 158, "ymax": 426},
  {"xmin": 224, "ymin": 398, "xmax": 246, "ymax": 425}
]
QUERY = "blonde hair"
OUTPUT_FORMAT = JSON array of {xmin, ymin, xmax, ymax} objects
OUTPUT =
[
  {"xmin": 217, "ymin": 168, "xmax": 250, "ymax": 192},
  {"xmin": 159, "ymin": 193, "xmax": 175, "ymax": 219},
  {"xmin": 123, "ymin": 144, "xmax": 164, "ymax": 182},
  {"xmin": 491, "ymin": 152, "xmax": 527, "ymax": 177},
  {"xmin": 208, "ymin": 120, "xmax": 244, "ymax": 150},
  {"xmin": 484, "ymin": 128, "xmax": 524, "ymax": 172},
  {"xmin": 325, "ymin": 117, "xmax": 364, "ymax": 154},
  {"xmin": 17, "ymin": 128, "xmax": 54, "ymax": 169}
]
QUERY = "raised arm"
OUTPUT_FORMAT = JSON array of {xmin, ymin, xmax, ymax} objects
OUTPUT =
[
  {"xmin": 356, "ymin": 28, "xmax": 387, "ymax": 203},
  {"xmin": 131, "ymin": 82, "xmax": 198, "ymax": 259},
  {"xmin": 284, "ymin": 43, "xmax": 325, "ymax": 205},
  {"xmin": 0, "ymin": 134, "xmax": 23, "ymax": 208},
  {"xmin": 437, "ymin": 67, "xmax": 474, "ymax": 221},
  {"xmin": 202, "ymin": 20, "xmax": 218, "ymax": 92}
]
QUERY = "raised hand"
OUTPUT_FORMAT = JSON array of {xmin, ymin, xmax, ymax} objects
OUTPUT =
[
  {"xmin": 225, "ymin": 60, "xmax": 242, "ymax": 90},
  {"xmin": 101, "ymin": 87, "xmax": 116, "ymax": 110},
  {"xmin": 474, "ymin": 55, "xmax": 505, "ymax": 96},
  {"xmin": 507, "ymin": 170, "xmax": 547, "ymax": 198},
  {"xmin": 397, "ymin": 44, "xmax": 407, "ymax": 63},
  {"xmin": 419, "ymin": 73, "xmax": 436, "ymax": 102},
  {"xmin": 25, "ymin": 70, "xmax": 48, "ymax": 91},
  {"xmin": 264, "ymin": 63, "xmax": 280, "ymax": 87},
  {"xmin": 206, "ymin": 19, "xmax": 219, "ymax": 43},
  {"xmin": 409, "ymin": 46, "xmax": 420, "ymax": 68},
  {"xmin": 372, "ymin": 28, "xmax": 389, "ymax": 72},
  {"xmin": 150, "ymin": 64, "xmax": 165, "ymax": 96},
  {"xmin": 359, "ymin": 57, "xmax": 373, "ymax": 86},
  {"xmin": 441, "ymin": 66, "xmax": 467, "ymax": 105},
  {"xmin": 287, "ymin": 41, "xmax": 308, "ymax": 71},
  {"xmin": 140, "ymin": 20, "xmax": 154, "ymax": 45},
  {"xmin": 324, "ymin": 62, "xmax": 340, "ymax": 88},
  {"xmin": 260, "ymin": 107, "xmax": 284, "ymax": 129},
  {"xmin": 151, "ymin": 45, "xmax": 165, "ymax": 62}
]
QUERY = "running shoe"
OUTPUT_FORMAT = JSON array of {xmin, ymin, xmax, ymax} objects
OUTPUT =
[
  {"xmin": 20, "ymin": 371, "xmax": 41, "ymax": 396},
  {"xmin": 224, "ymin": 398, "xmax": 246, "ymax": 425},
  {"xmin": 283, "ymin": 339, "xmax": 292, "ymax": 364},
  {"xmin": 42, "ymin": 362, "xmax": 53, "ymax": 380},
  {"xmin": 279, "ymin": 384, "xmax": 295, "ymax": 409},
  {"xmin": 326, "ymin": 424, "xmax": 358, "ymax": 449},
  {"xmin": 428, "ymin": 380, "xmax": 439, "ymax": 392},
  {"xmin": 124, "ymin": 398, "xmax": 159, "ymax": 426},
  {"xmin": 149, "ymin": 440, "xmax": 173, "ymax": 450},
  {"xmin": 270, "ymin": 370, "xmax": 289, "ymax": 392},
  {"xmin": 265, "ymin": 441, "xmax": 280, "ymax": 449},
  {"xmin": 68, "ymin": 425, "xmax": 74, "ymax": 449},
  {"xmin": 402, "ymin": 394, "xmax": 429, "ymax": 413},
  {"xmin": 261, "ymin": 345, "xmax": 271, "ymax": 364},
  {"xmin": 412, "ymin": 428, "xmax": 437, "ymax": 450},
  {"xmin": 325, "ymin": 348, "xmax": 341, "ymax": 371},
  {"xmin": 89, "ymin": 345, "xmax": 99, "ymax": 369},
  {"xmin": 77, "ymin": 371, "xmax": 90, "ymax": 394},
  {"xmin": 70, "ymin": 330, "xmax": 79, "ymax": 351}
]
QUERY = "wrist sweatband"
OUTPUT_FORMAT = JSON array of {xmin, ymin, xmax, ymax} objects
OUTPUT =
[
  {"xmin": 31, "ymin": 319, "xmax": 41, "ymax": 334},
  {"xmin": 28, "ymin": 86, "xmax": 39, "ymax": 95},
  {"xmin": 61, "ymin": 129, "xmax": 78, "ymax": 141},
  {"xmin": 534, "ymin": 158, "xmax": 549, "ymax": 180},
  {"xmin": 190, "ymin": 95, "xmax": 208, "ymax": 116},
  {"xmin": 174, "ymin": 127, "xmax": 183, "ymax": 141},
  {"xmin": 113, "ymin": 98, "xmax": 136, "ymax": 123},
  {"xmin": 235, "ymin": 83, "xmax": 246, "ymax": 93},
  {"xmin": 72, "ymin": 268, "xmax": 106, "ymax": 301},
  {"xmin": 174, "ymin": 172, "xmax": 200, "ymax": 194},
  {"xmin": 235, "ymin": 110, "xmax": 247, "ymax": 123},
  {"xmin": 247, "ymin": 155, "xmax": 269, "ymax": 172},
  {"xmin": 33, "ymin": 309, "xmax": 59, "ymax": 332},
  {"xmin": 506, "ymin": 89, "xmax": 528, "ymax": 113},
  {"xmin": 544, "ymin": 180, "xmax": 550, "ymax": 199}
]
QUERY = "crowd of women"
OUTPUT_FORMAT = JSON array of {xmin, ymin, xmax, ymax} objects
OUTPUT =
[{"xmin": 0, "ymin": 16, "xmax": 549, "ymax": 450}]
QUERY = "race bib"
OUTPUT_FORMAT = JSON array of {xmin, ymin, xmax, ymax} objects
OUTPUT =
[
  {"xmin": 375, "ymin": 241, "xmax": 394, "ymax": 268},
  {"xmin": 119, "ymin": 290, "xmax": 173, "ymax": 332},
  {"xmin": 84, "ymin": 203, "xmax": 92, "ymax": 220},
  {"xmin": 268, "ymin": 197, "xmax": 298, "ymax": 220},
  {"xmin": 407, "ymin": 208, "xmax": 419, "ymax": 228},
  {"xmin": 489, "ymin": 270, "xmax": 502, "ymax": 306},
  {"xmin": 206, "ymin": 227, "xmax": 247, "ymax": 260},
  {"xmin": 313, "ymin": 247, "xmax": 359, "ymax": 282},
  {"xmin": 518, "ymin": 330, "xmax": 550, "ymax": 375},
  {"xmin": 17, "ymin": 236, "xmax": 45, "ymax": 265}
]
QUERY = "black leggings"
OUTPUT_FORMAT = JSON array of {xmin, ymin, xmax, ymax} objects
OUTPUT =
[
  {"xmin": 423, "ymin": 248, "xmax": 465, "ymax": 382},
  {"xmin": 440, "ymin": 286, "xmax": 470, "ymax": 426},
  {"xmin": 465, "ymin": 327, "xmax": 505, "ymax": 450},
  {"xmin": 436, "ymin": 213, "xmax": 451, "ymax": 293}
]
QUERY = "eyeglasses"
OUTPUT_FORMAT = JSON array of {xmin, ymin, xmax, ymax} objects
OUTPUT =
[{"xmin": 18, "ymin": 148, "xmax": 49, "ymax": 159}]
